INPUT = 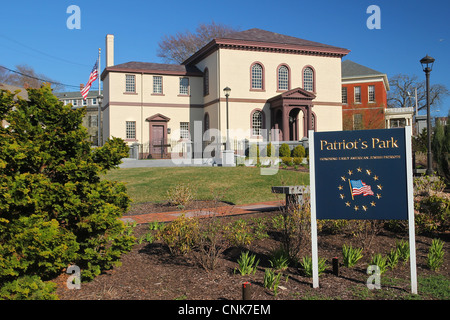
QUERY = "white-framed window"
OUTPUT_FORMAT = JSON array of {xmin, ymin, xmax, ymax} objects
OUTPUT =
[
  {"xmin": 89, "ymin": 115, "xmax": 98, "ymax": 127},
  {"xmin": 354, "ymin": 86, "xmax": 361, "ymax": 103},
  {"xmin": 180, "ymin": 122, "xmax": 189, "ymax": 139},
  {"xmin": 92, "ymin": 98, "xmax": 97, "ymax": 105},
  {"xmin": 342, "ymin": 87, "xmax": 348, "ymax": 104},
  {"xmin": 252, "ymin": 110, "xmax": 263, "ymax": 136},
  {"xmin": 251, "ymin": 63, "xmax": 263, "ymax": 89},
  {"xmin": 83, "ymin": 98, "xmax": 87, "ymax": 106},
  {"xmin": 303, "ymin": 67, "xmax": 314, "ymax": 92},
  {"xmin": 126, "ymin": 121, "xmax": 136, "ymax": 139},
  {"xmin": 278, "ymin": 65, "xmax": 289, "ymax": 91},
  {"xmin": 153, "ymin": 76, "xmax": 162, "ymax": 94},
  {"xmin": 368, "ymin": 85, "xmax": 375, "ymax": 102},
  {"xmin": 72, "ymin": 99, "xmax": 78, "ymax": 106},
  {"xmin": 179, "ymin": 77, "xmax": 189, "ymax": 95},
  {"xmin": 125, "ymin": 74, "xmax": 136, "ymax": 92}
]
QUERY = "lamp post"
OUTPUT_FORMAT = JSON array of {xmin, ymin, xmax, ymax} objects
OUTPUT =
[
  {"xmin": 97, "ymin": 94, "xmax": 103, "ymax": 147},
  {"xmin": 221, "ymin": 86, "xmax": 235, "ymax": 166},
  {"xmin": 223, "ymin": 86, "xmax": 231, "ymax": 150},
  {"xmin": 420, "ymin": 55, "xmax": 435, "ymax": 175}
]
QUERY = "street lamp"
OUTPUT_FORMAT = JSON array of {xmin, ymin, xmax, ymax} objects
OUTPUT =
[
  {"xmin": 420, "ymin": 54, "xmax": 435, "ymax": 175},
  {"xmin": 223, "ymin": 86, "xmax": 231, "ymax": 150}
]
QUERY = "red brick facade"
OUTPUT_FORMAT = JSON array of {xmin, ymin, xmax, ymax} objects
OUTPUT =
[{"xmin": 342, "ymin": 80, "xmax": 387, "ymax": 130}]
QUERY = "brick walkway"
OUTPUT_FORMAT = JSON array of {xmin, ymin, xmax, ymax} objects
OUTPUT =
[{"xmin": 120, "ymin": 200, "xmax": 284, "ymax": 224}]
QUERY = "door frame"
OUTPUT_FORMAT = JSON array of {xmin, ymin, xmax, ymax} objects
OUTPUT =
[{"xmin": 146, "ymin": 113, "xmax": 170, "ymax": 158}]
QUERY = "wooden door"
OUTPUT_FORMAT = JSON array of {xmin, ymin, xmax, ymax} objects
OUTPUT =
[{"xmin": 151, "ymin": 125, "xmax": 164, "ymax": 156}]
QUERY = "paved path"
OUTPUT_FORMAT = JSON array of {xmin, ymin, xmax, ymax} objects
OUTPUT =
[
  {"xmin": 120, "ymin": 200, "xmax": 284, "ymax": 224},
  {"xmin": 119, "ymin": 158, "xmax": 215, "ymax": 168}
]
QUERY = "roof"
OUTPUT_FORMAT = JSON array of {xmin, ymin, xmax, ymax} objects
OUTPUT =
[
  {"xmin": 341, "ymin": 60, "xmax": 389, "ymax": 91},
  {"xmin": 222, "ymin": 28, "xmax": 348, "ymax": 51},
  {"xmin": 101, "ymin": 61, "xmax": 203, "ymax": 80},
  {"xmin": 183, "ymin": 28, "xmax": 350, "ymax": 65},
  {"xmin": 0, "ymin": 83, "xmax": 28, "ymax": 100},
  {"xmin": 55, "ymin": 90, "xmax": 102, "ymax": 99},
  {"xmin": 341, "ymin": 60, "xmax": 384, "ymax": 78}
]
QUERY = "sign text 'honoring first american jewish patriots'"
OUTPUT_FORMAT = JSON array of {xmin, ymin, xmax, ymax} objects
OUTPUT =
[{"xmin": 313, "ymin": 128, "xmax": 409, "ymax": 220}]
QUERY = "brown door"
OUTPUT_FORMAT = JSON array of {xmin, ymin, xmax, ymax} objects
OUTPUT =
[{"xmin": 151, "ymin": 125, "xmax": 164, "ymax": 156}]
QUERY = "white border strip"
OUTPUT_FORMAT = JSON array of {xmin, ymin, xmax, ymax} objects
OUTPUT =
[
  {"xmin": 309, "ymin": 130, "xmax": 319, "ymax": 288},
  {"xmin": 405, "ymin": 126, "xmax": 418, "ymax": 294}
]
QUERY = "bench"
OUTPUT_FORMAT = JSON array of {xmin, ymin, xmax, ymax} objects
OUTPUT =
[{"xmin": 271, "ymin": 185, "xmax": 310, "ymax": 208}]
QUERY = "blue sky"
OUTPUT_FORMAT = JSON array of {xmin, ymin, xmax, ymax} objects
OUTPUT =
[{"xmin": 1, "ymin": 0, "xmax": 449, "ymax": 116}]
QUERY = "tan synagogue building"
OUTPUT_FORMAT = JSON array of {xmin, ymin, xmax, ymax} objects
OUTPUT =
[{"xmin": 101, "ymin": 29, "xmax": 350, "ymax": 158}]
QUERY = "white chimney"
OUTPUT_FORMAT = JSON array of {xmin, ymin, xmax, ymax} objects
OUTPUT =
[{"xmin": 106, "ymin": 34, "xmax": 114, "ymax": 67}]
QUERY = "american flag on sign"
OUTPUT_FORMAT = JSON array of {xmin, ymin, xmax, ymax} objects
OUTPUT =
[
  {"xmin": 350, "ymin": 179, "xmax": 374, "ymax": 197},
  {"xmin": 80, "ymin": 60, "xmax": 98, "ymax": 100}
]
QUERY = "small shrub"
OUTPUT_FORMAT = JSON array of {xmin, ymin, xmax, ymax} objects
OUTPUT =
[
  {"xmin": 342, "ymin": 244, "xmax": 363, "ymax": 267},
  {"xmin": 234, "ymin": 251, "xmax": 259, "ymax": 276},
  {"xmin": 193, "ymin": 218, "xmax": 228, "ymax": 271},
  {"xmin": 281, "ymin": 157, "xmax": 293, "ymax": 166},
  {"xmin": 293, "ymin": 157, "xmax": 303, "ymax": 165},
  {"xmin": 263, "ymin": 268, "xmax": 287, "ymax": 296},
  {"xmin": 224, "ymin": 219, "xmax": 254, "ymax": 248},
  {"xmin": 166, "ymin": 183, "xmax": 195, "ymax": 208},
  {"xmin": 292, "ymin": 145, "xmax": 306, "ymax": 158},
  {"xmin": 413, "ymin": 175, "xmax": 445, "ymax": 196},
  {"xmin": 269, "ymin": 247, "xmax": 290, "ymax": 271},
  {"xmin": 427, "ymin": 238, "xmax": 445, "ymax": 271},
  {"xmin": 279, "ymin": 143, "xmax": 291, "ymax": 158},
  {"xmin": 157, "ymin": 214, "xmax": 199, "ymax": 255},
  {"xmin": 251, "ymin": 217, "xmax": 269, "ymax": 241},
  {"xmin": 416, "ymin": 195, "xmax": 450, "ymax": 234},
  {"xmin": 396, "ymin": 240, "xmax": 410, "ymax": 265},
  {"xmin": 299, "ymin": 255, "xmax": 326, "ymax": 277},
  {"xmin": 370, "ymin": 253, "xmax": 388, "ymax": 274},
  {"xmin": 386, "ymin": 248, "xmax": 399, "ymax": 270},
  {"xmin": 0, "ymin": 275, "xmax": 58, "ymax": 300}
]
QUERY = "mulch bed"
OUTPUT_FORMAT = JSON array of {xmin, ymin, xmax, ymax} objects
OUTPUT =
[
  {"xmin": 125, "ymin": 200, "xmax": 232, "ymax": 216},
  {"xmin": 54, "ymin": 209, "xmax": 449, "ymax": 301}
]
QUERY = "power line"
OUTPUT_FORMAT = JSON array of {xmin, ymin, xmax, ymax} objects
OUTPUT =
[{"xmin": 0, "ymin": 65, "xmax": 98, "ymax": 91}]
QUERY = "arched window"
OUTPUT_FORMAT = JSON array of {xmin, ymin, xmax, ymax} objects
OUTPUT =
[
  {"xmin": 303, "ymin": 67, "xmax": 314, "ymax": 92},
  {"xmin": 251, "ymin": 63, "xmax": 263, "ymax": 90},
  {"xmin": 203, "ymin": 68, "xmax": 209, "ymax": 96},
  {"xmin": 252, "ymin": 110, "xmax": 263, "ymax": 136},
  {"xmin": 278, "ymin": 65, "xmax": 289, "ymax": 91}
]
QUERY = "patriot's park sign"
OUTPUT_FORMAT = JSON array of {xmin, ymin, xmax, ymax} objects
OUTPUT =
[
  {"xmin": 309, "ymin": 127, "xmax": 417, "ymax": 293},
  {"xmin": 311, "ymin": 128, "xmax": 410, "ymax": 220}
]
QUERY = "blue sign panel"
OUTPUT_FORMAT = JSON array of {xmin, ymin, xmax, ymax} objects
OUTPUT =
[{"xmin": 312, "ymin": 128, "xmax": 408, "ymax": 220}]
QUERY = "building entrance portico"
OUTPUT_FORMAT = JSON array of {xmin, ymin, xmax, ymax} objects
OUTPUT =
[{"xmin": 268, "ymin": 88, "xmax": 316, "ymax": 141}]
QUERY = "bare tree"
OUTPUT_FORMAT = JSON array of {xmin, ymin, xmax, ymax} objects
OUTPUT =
[
  {"xmin": 157, "ymin": 21, "xmax": 240, "ymax": 64},
  {"xmin": 387, "ymin": 73, "xmax": 449, "ymax": 111},
  {"xmin": 0, "ymin": 64, "xmax": 64, "ymax": 91}
]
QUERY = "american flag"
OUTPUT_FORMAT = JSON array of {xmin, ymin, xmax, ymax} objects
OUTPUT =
[
  {"xmin": 350, "ymin": 179, "xmax": 374, "ymax": 197},
  {"xmin": 80, "ymin": 60, "xmax": 98, "ymax": 100}
]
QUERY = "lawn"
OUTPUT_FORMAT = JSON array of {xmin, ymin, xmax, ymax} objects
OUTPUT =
[{"xmin": 103, "ymin": 166, "xmax": 309, "ymax": 205}]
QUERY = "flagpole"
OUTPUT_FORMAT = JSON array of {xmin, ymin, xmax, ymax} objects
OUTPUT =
[{"xmin": 97, "ymin": 48, "xmax": 101, "ymax": 147}]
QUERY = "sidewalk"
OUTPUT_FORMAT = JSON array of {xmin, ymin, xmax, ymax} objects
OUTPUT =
[{"xmin": 120, "ymin": 200, "xmax": 284, "ymax": 224}]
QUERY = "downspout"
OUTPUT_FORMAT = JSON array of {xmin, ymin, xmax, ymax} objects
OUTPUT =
[{"xmin": 141, "ymin": 72, "xmax": 144, "ymax": 158}]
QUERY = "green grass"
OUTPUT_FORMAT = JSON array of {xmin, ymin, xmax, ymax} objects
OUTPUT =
[{"xmin": 103, "ymin": 166, "xmax": 309, "ymax": 205}]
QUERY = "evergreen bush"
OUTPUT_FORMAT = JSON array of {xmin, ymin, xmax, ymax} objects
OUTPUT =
[
  {"xmin": 0, "ymin": 86, "xmax": 134, "ymax": 295},
  {"xmin": 279, "ymin": 143, "xmax": 290, "ymax": 158}
]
